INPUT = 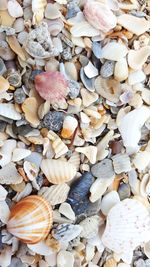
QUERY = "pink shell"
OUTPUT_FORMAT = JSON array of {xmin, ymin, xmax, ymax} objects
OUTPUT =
[
  {"xmin": 83, "ymin": 1, "xmax": 117, "ymax": 32},
  {"xmin": 35, "ymin": 71, "xmax": 69, "ymax": 103}
]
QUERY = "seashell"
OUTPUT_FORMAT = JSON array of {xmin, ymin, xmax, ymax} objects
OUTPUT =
[
  {"xmin": 80, "ymin": 68, "xmax": 95, "ymax": 92},
  {"xmin": 79, "ymin": 215, "xmax": 100, "ymax": 239},
  {"xmin": 22, "ymin": 97, "xmax": 40, "ymax": 128},
  {"xmin": 70, "ymin": 21, "xmax": 100, "ymax": 37},
  {"xmin": 45, "ymin": 18, "xmax": 64, "ymax": 37},
  {"xmin": 47, "ymin": 130, "xmax": 68, "ymax": 158},
  {"xmin": 133, "ymin": 151, "xmax": 150, "ymax": 171},
  {"xmin": 38, "ymin": 101, "xmax": 50, "ymax": 120},
  {"xmin": 0, "ymin": 59, "xmax": 7, "ymax": 76},
  {"xmin": 68, "ymin": 152, "xmax": 80, "ymax": 171},
  {"xmin": 84, "ymin": 61, "xmax": 98, "ymax": 79},
  {"xmin": 32, "ymin": 0, "xmax": 47, "ymax": 24},
  {"xmin": 91, "ymin": 159, "xmax": 115, "ymax": 179},
  {"xmin": 100, "ymin": 42, "xmax": 128, "ymax": 61},
  {"xmin": 144, "ymin": 241, "xmax": 150, "ymax": 260},
  {"xmin": 75, "ymin": 146, "xmax": 97, "ymax": 164},
  {"xmin": 90, "ymin": 177, "xmax": 114, "ymax": 203},
  {"xmin": 118, "ymin": 183, "xmax": 131, "ymax": 201},
  {"xmin": 117, "ymin": 264, "xmax": 130, "ymax": 267},
  {"xmin": 128, "ymin": 46, "xmax": 150, "ymax": 70},
  {"xmin": 64, "ymin": 62, "xmax": 78, "ymax": 81},
  {"xmin": 0, "ymin": 0, "xmax": 8, "ymax": 11},
  {"xmin": 7, "ymin": 0, "xmax": 23, "ymax": 18},
  {"xmin": 102, "ymin": 199, "xmax": 150, "ymax": 264},
  {"xmin": 140, "ymin": 174, "xmax": 150, "ymax": 199},
  {"xmin": 0, "ymin": 103, "xmax": 21, "ymax": 120},
  {"xmin": 38, "ymin": 184, "xmax": 70, "ymax": 206},
  {"xmin": 45, "ymin": 4, "xmax": 61, "ymax": 19},
  {"xmin": 0, "ymin": 162, "xmax": 23, "ymax": 184},
  {"xmin": 95, "ymin": 77, "xmax": 121, "ymax": 103},
  {"xmin": 52, "ymin": 223, "xmax": 82, "ymax": 243},
  {"xmin": 0, "ymin": 139, "xmax": 16, "ymax": 167},
  {"xmin": 142, "ymin": 88, "xmax": 150, "ymax": 105},
  {"xmin": 118, "ymin": 106, "xmax": 150, "ymax": 154},
  {"xmin": 81, "ymin": 88, "xmax": 98, "ymax": 108},
  {"xmin": 0, "ymin": 40, "xmax": 15, "ymax": 60},
  {"xmin": 59, "ymin": 203, "xmax": 75, "ymax": 221},
  {"xmin": 57, "ymin": 250, "xmax": 74, "ymax": 267},
  {"xmin": 0, "ymin": 76, "xmax": 9, "ymax": 93},
  {"xmin": 41, "ymin": 159, "xmax": 77, "ymax": 184},
  {"xmin": 83, "ymin": 1, "xmax": 117, "ymax": 32},
  {"xmin": 61, "ymin": 116, "xmax": 78, "ymax": 139},
  {"xmin": 0, "ymin": 185, "xmax": 7, "ymax": 201},
  {"xmin": 114, "ymin": 58, "xmax": 128, "ymax": 82},
  {"xmin": 96, "ymin": 130, "xmax": 114, "ymax": 161},
  {"xmin": 12, "ymin": 148, "xmax": 31, "ymax": 162},
  {"xmin": 13, "ymin": 18, "xmax": 24, "ymax": 33},
  {"xmin": 67, "ymin": 172, "xmax": 94, "ymax": 215},
  {"xmin": 117, "ymin": 14, "xmax": 150, "ymax": 36},
  {"xmin": 6, "ymin": 35, "xmax": 26, "ymax": 61},
  {"xmin": 112, "ymin": 153, "xmax": 131, "ymax": 174},
  {"xmin": 28, "ymin": 240, "xmax": 54, "ymax": 256},
  {"xmin": 0, "ymin": 10, "xmax": 15, "ymax": 27},
  {"xmin": 104, "ymin": 258, "xmax": 117, "ymax": 267},
  {"xmin": 0, "ymin": 201, "xmax": 10, "ymax": 224},
  {"xmin": 100, "ymin": 191, "xmax": 120, "ymax": 215},
  {"xmin": 7, "ymin": 69, "xmax": 22, "ymax": 87},
  {"xmin": 35, "ymin": 71, "xmax": 69, "ymax": 103},
  {"xmin": 7, "ymin": 195, "xmax": 53, "ymax": 244},
  {"xmin": 23, "ymin": 161, "xmax": 39, "ymax": 181}
]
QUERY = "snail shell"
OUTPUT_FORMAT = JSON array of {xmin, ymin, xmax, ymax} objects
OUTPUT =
[{"xmin": 7, "ymin": 195, "xmax": 53, "ymax": 244}]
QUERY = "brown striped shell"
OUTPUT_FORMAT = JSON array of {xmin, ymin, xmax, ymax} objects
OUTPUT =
[{"xmin": 7, "ymin": 195, "xmax": 53, "ymax": 244}]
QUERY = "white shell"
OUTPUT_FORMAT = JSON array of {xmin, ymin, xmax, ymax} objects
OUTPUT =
[
  {"xmin": 68, "ymin": 152, "xmax": 80, "ymax": 171},
  {"xmin": 118, "ymin": 106, "xmax": 150, "ymax": 154},
  {"xmin": 0, "ymin": 103, "xmax": 21, "ymax": 120},
  {"xmin": 128, "ymin": 70, "xmax": 146, "ymax": 85},
  {"xmin": 7, "ymin": 0, "xmax": 23, "ymax": 18},
  {"xmin": 100, "ymin": 42, "xmax": 128, "ymax": 61},
  {"xmin": 59, "ymin": 203, "xmax": 75, "ymax": 221},
  {"xmin": 114, "ymin": 58, "xmax": 128, "ymax": 82},
  {"xmin": 0, "ymin": 139, "xmax": 16, "ymax": 167},
  {"xmin": 90, "ymin": 177, "xmax": 114, "ymax": 203},
  {"xmin": 0, "ymin": 162, "xmax": 23, "ymax": 184},
  {"xmin": 32, "ymin": 0, "xmax": 47, "ymax": 24},
  {"xmin": 70, "ymin": 21, "xmax": 100, "ymax": 37},
  {"xmin": 112, "ymin": 153, "xmax": 131, "ymax": 174},
  {"xmin": 0, "ymin": 185, "xmax": 7, "ymax": 201},
  {"xmin": 79, "ymin": 215, "xmax": 100, "ymax": 239},
  {"xmin": 144, "ymin": 241, "xmax": 150, "ymax": 259},
  {"xmin": 100, "ymin": 191, "xmax": 120, "ymax": 215},
  {"xmin": 84, "ymin": 61, "xmax": 99, "ymax": 78},
  {"xmin": 41, "ymin": 159, "xmax": 77, "ymax": 184},
  {"xmin": 12, "ymin": 148, "xmax": 31, "ymax": 162},
  {"xmin": 102, "ymin": 199, "xmax": 150, "ymax": 264},
  {"xmin": 128, "ymin": 46, "xmax": 150, "ymax": 70},
  {"xmin": 140, "ymin": 174, "xmax": 150, "ymax": 199},
  {"xmin": 81, "ymin": 88, "xmax": 98, "ymax": 107},
  {"xmin": 118, "ymin": 14, "xmax": 150, "ymax": 35},
  {"xmin": 61, "ymin": 116, "xmax": 78, "ymax": 139},
  {"xmin": 133, "ymin": 151, "xmax": 150, "ymax": 171},
  {"xmin": 47, "ymin": 131, "xmax": 68, "ymax": 158},
  {"xmin": 75, "ymin": 146, "xmax": 97, "ymax": 164},
  {"xmin": 45, "ymin": 3, "xmax": 61, "ymax": 19},
  {"xmin": 28, "ymin": 241, "xmax": 54, "ymax": 256},
  {"xmin": 57, "ymin": 251, "xmax": 74, "ymax": 267},
  {"xmin": 24, "ymin": 161, "xmax": 39, "ymax": 181}
]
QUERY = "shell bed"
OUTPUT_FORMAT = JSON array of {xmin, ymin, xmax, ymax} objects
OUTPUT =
[{"xmin": 0, "ymin": 0, "xmax": 150, "ymax": 267}]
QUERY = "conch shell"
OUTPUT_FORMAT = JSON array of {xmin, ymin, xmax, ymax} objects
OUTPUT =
[{"xmin": 7, "ymin": 195, "xmax": 53, "ymax": 244}]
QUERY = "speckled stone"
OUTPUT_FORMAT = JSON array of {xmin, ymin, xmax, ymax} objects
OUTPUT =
[
  {"xmin": 68, "ymin": 80, "xmax": 80, "ymax": 99},
  {"xmin": 100, "ymin": 60, "xmax": 115, "ymax": 78},
  {"xmin": 14, "ymin": 88, "xmax": 26, "ymax": 104},
  {"xmin": 42, "ymin": 111, "xmax": 65, "ymax": 132}
]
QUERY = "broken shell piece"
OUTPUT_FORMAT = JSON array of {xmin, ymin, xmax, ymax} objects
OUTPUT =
[
  {"xmin": 95, "ymin": 77, "xmax": 122, "ymax": 103},
  {"xmin": 83, "ymin": 1, "xmax": 117, "ymax": 32},
  {"xmin": 70, "ymin": 21, "xmax": 100, "ymax": 37},
  {"xmin": 22, "ymin": 97, "xmax": 40, "ymax": 127},
  {"xmin": 112, "ymin": 154, "xmax": 131, "ymax": 174},
  {"xmin": 128, "ymin": 70, "xmax": 146, "ymax": 85},
  {"xmin": 114, "ymin": 58, "xmax": 128, "ymax": 82},
  {"xmin": 47, "ymin": 130, "xmax": 68, "ymax": 158},
  {"xmin": 100, "ymin": 42, "xmax": 128, "ymax": 61},
  {"xmin": 0, "ymin": 139, "xmax": 16, "ymax": 167},
  {"xmin": 118, "ymin": 106, "xmax": 150, "ymax": 154},
  {"xmin": 140, "ymin": 174, "xmax": 150, "ymax": 199},
  {"xmin": 0, "ymin": 162, "xmax": 23, "ymax": 184},
  {"xmin": 0, "ymin": 10, "xmax": 15, "ymax": 27},
  {"xmin": 75, "ymin": 146, "xmax": 97, "ymax": 164},
  {"xmin": 118, "ymin": 14, "xmax": 150, "ymax": 35},
  {"xmin": 79, "ymin": 215, "xmax": 100, "ymax": 239},
  {"xmin": 81, "ymin": 88, "xmax": 98, "ymax": 107},
  {"xmin": 0, "ymin": 185, "xmax": 7, "ymax": 201},
  {"xmin": 104, "ymin": 258, "xmax": 117, "ymax": 267},
  {"xmin": 0, "ymin": 201, "xmax": 10, "ymax": 224},
  {"xmin": 12, "ymin": 148, "xmax": 31, "ymax": 162},
  {"xmin": 0, "ymin": 0, "xmax": 8, "ymax": 10},
  {"xmin": 57, "ymin": 250, "xmax": 74, "ymax": 267},
  {"xmin": 84, "ymin": 61, "xmax": 99, "ymax": 79},
  {"xmin": 28, "ymin": 241, "xmax": 54, "ymax": 256},
  {"xmin": 46, "ymin": 18, "xmax": 64, "ymax": 37},
  {"xmin": 128, "ymin": 46, "xmax": 150, "ymax": 70},
  {"xmin": 0, "ymin": 103, "xmax": 21, "ymax": 120},
  {"xmin": 53, "ymin": 223, "xmax": 82, "ymax": 242},
  {"xmin": 133, "ymin": 151, "xmax": 150, "ymax": 171},
  {"xmin": 38, "ymin": 101, "xmax": 50, "ymax": 120},
  {"xmin": 6, "ymin": 35, "xmax": 26, "ymax": 61},
  {"xmin": 7, "ymin": 0, "xmax": 23, "ymax": 18},
  {"xmin": 45, "ymin": 4, "xmax": 61, "ymax": 19},
  {"xmin": 38, "ymin": 184, "xmax": 70, "ymax": 206},
  {"xmin": 61, "ymin": 116, "xmax": 78, "ymax": 139},
  {"xmin": 32, "ymin": 0, "xmax": 47, "ymax": 24},
  {"xmin": 100, "ymin": 191, "xmax": 120, "ymax": 216},
  {"xmin": 59, "ymin": 203, "xmax": 75, "ymax": 221},
  {"xmin": 24, "ymin": 161, "xmax": 39, "ymax": 181},
  {"xmin": 0, "ymin": 76, "xmax": 9, "ymax": 93},
  {"xmin": 41, "ymin": 159, "xmax": 77, "ymax": 184},
  {"xmin": 68, "ymin": 152, "xmax": 80, "ymax": 171},
  {"xmin": 102, "ymin": 199, "xmax": 150, "ymax": 264},
  {"xmin": 90, "ymin": 177, "xmax": 114, "ymax": 203}
]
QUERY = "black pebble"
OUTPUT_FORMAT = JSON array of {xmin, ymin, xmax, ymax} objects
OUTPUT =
[{"xmin": 42, "ymin": 111, "xmax": 64, "ymax": 132}]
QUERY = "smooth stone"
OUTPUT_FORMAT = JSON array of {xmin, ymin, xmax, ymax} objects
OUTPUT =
[
  {"xmin": 100, "ymin": 60, "xmax": 115, "ymax": 78},
  {"xmin": 118, "ymin": 183, "xmax": 131, "ymax": 200},
  {"xmin": 42, "ymin": 111, "xmax": 65, "ymax": 132},
  {"xmin": 91, "ymin": 159, "xmax": 115, "ymax": 179},
  {"xmin": 14, "ymin": 88, "xmax": 26, "ymax": 104}
]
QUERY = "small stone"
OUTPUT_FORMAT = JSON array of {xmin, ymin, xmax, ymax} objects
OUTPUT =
[
  {"xmin": 118, "ymin": 183, "xmax": 131, "ymax": 200},
  {"xmin": 66, "ymin": 1, "xmax": 80, "ymax": 19},
  {"xmin": 61, "ymin": 46, "xmax": 72, "ymax": 60},
  {"xmin": 0, "ymin": 58, "xmax": 6, "ymax": 75},
  {"xmin": 52, "ymin": 223, "xmax": 82, "ymax": 242},
  {"xmin": 14, "ymin": 88, "xmax": 26, "ymax": 104},
  {"xmin": 13, "ymin": 124, "xmax": 33, "ymax": 136},
  {"xmin": 68, "ymin": 80, "xmax": 80, "ymax": 99},
  {"xmin": 91, "ymin": 159, "xmax": 114, "ymax": 179},
  {"xmin": 42, "ymin": 111, "xmax": 65, "ymax": 132},
  {"xmin": 92, "ymin": 42, "xmax": 102, "ymax": 59},
  {"xmin": 100, "ymin": 60, "xmax": 115, "ymax": 78},
  {"xmin": 31, "ymin": 69, "xmax": 43, "ymax": 81}
]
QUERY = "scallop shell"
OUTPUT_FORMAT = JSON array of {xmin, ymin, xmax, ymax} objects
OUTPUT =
[
  {"xmin": 118, "ymin": 106, "xmax": 150, "ymax": 154},
  {"xmin": 79, "ymin": 215, "xmax": 100, "ymax": 239},
  {"xmin": 0, "ymin": 76, "xmax": 9, "ymax": 93},
  {"xmin": 6, "ymin": 35, "xmax": 26, "ymax": 61},
  {"xmin": 0, "ymin": 103, "xmax": 21, "ymax": 120},
  {"xmin": 47, "ymin": 130, "xmax": 68, "ymax": 158},
  {"xmin": 61, "ymin": 116, "xmax": 78, "ymax": 139},
  {"xmin": 32, "ymin": 0, "xmax": 47, "ymax": 24},
  {"xmin": 128, "ymin": 46, "xmax": 150, "ymax": 70},
  {"xmin": 75, "ymin": 146, "xmax": 97, "ymax": 164},
  {"xmin": 41, "ymin": 159, "xmax": 77, "ymax": 184},
  {"xmin": 7, "ymin": 195, "xmax": 53, "ymax": 244},
  {"xmin": 22, "ymin": 97, "xmax": 40, "ymax": 127},
  {"xmin": 7, "ymin": 0, "xmax": 23, "ymax": 18},
  {"xmin": 102, "ymin": 199, "xmax": 150, "ymax": 264},
  {"xmin": 38, "ymin": 184, "xmax": 70, "ymax": 206}
]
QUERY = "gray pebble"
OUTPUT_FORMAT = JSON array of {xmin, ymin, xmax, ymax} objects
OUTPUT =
[
  {"xmin": 14, "ymin": 88, "xmax": 26, "ymax": 104},
  {"xmin": 13, "ymin": 124, "xmax": 33, "ymax": 136},
  {"xmin": 92, "ymin": 42, "xmax": 102, "ymax": 59},
  {"xmin": 118, "ymin": 182, "xmax": 131, "ymax": 200},
  {"xmin": 61, "ymin": 46, "xmax": 72, "ymax": 60},
  {"xmin": 68, "ymin": 80, "xmax": 80, "ymax": 99},
  {"xmin": 0, "ymin": 121, "xmax": 6, "ymax": 132},
  {"xmin": 42, "ymin": 111, "xmax": 64, "ymax": 132},
  {"xmin": 0, "ymin": 58, "xmax": 6, "ymax": 75},
  {"xmin": 66, "ymin": 1, "xmax": 80, "ymax": 19},
  {"xmin": 91, "ymin": 159, "xmax": 115, "ymax": 179},
  {"xmin": 134, "ymin": 259, "xmax": 146, "ymax": 267},
  {"xmin": 100, "ymin": 60, "xmax": 115, "ymax": 78}
]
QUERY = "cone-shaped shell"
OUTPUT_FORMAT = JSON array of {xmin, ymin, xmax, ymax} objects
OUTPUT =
[{"xmin": 7, "ymin": 195, "xmax": 53, "ymax": 244}]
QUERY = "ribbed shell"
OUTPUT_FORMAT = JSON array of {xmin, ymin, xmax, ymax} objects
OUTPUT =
[{"xmin": 7, "ymin": 195, "xmax": 53, "ymax": 244}]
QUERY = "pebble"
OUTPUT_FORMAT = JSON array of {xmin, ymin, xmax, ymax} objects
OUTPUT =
[
  {"xmin": 0, "ymin": 121, "xmax": 7, "ymax": 132},
  {"xmin": 0, "ymin": 58, "xmax": 6, "ymax": 75},
  {"xmin": 92, "ymin": 42, "xmax": 102, "ymax": 59},
  {"xmin": 52, "ymin": 223, "xmax": 82, "ymax": 242},
  {"xmin": 66, "ymin": 1, "xmax": 80, "ymax": 19},
  {"xmin": 68, "ymin": 80, "xmax": 80, "ymax": 99},
  {"xmin": 100, "ymin": 60, "xmax": 115, "ymax": 78},
  {"xmin": 118, "ymin": 183, "xmax": 131, "ymax": 200},
  {"xmin": 42, "ymin": 111, "xmax": 65, "ymax": 132},
  {"xmin": 13, "ymin": 124, "xmax": 33, "ymax": 136},
  {"xmin": 67, "ymin": 172, "xmax": 94, "ymax": 215},
  {"xmin": 91, "ymin": 159, "xmax": 115, "ymax": 179},
  {"xmin": 14, "ymin": 88, "xmax": 26, "ymax": 104}
]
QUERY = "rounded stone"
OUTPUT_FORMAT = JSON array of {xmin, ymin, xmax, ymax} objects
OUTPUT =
[
  {"xmin": 100, "ymin": 60, "xmax": 115, "ymax": 78},
  {"xmin": 42, "ymin": 111, "xmax": 65, "ymax": 132},
  {"xmin": 68, "ymin": 80, "xmax": 80, "ymax": 99},
  {"xmin": 14, "ymin": 88, "xmax": 26, "ymax": 104}
]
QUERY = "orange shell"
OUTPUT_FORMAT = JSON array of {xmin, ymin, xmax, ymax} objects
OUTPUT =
[{"xmin": 7, "ymin": 195, "xmax": 53, "ymax": 244}]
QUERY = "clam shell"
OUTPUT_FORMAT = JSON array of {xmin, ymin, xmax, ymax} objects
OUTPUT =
[
  {"xmin": 0, "ymin": 76, "xmax": 9, "ymax": 93},
  {"xmin": 79, "ymin": 215, "xmax": 100, "ymax": 239},
  {"xmin": 38, "ymin": 184, "xmax": 70, "ymax": 206},
  {"xmin": 102, "ymin": 199, "xmax": 150, "ymax": 264},
  {"xmin": 41, "ymin": 159, "xmax": 77, "ymax": 184},
  {"xmin": 100, "ymin": 191, "xmax": 120, "ymax": 215},
  {"xmin": 128, "ymin": 46, "xmax": 150, "ymax": 70},
  {"xmin": 100, "ymin": 42, "xmax": 128, "ymax": 61},
  {"xmin": 7, "ymin": 195, "xmax": 53, "ymax": 244},
  {"xmin": 114, "ymin": 58, "xmax": 128, "ymax": 82},
  {"xmin": 22, "ymin": 97, "xmax": 40, "ymax": 128},
  {"xmin": 61, "ymin": 116, "xmax": 78, "ymax": 139},
  {"xmin": 70, "ymin": 21, "xmax": 100, "ymax": 37},
  {"xmin": 8, "ymin": 0, "xmax": 23, "ymax": 18},
  {"xmin": 118, "ymin": 106, "xmax": 150, "ymax": 154},
  {"xmin": 0, "ymin": 10, "xmax": 15, "ymax": 27},
  {"xmin": 45, "ymin": 4, "xmax": 61, "ymax": 19},
  {"xmin": 0, "ymin": 103, "xmax": 21, "ymax": 120}
]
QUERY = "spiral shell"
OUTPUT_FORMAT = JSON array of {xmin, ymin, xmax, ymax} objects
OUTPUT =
[{"xmin": 7, "ymin": 195, "xmax": 53, "ymax": 244}]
